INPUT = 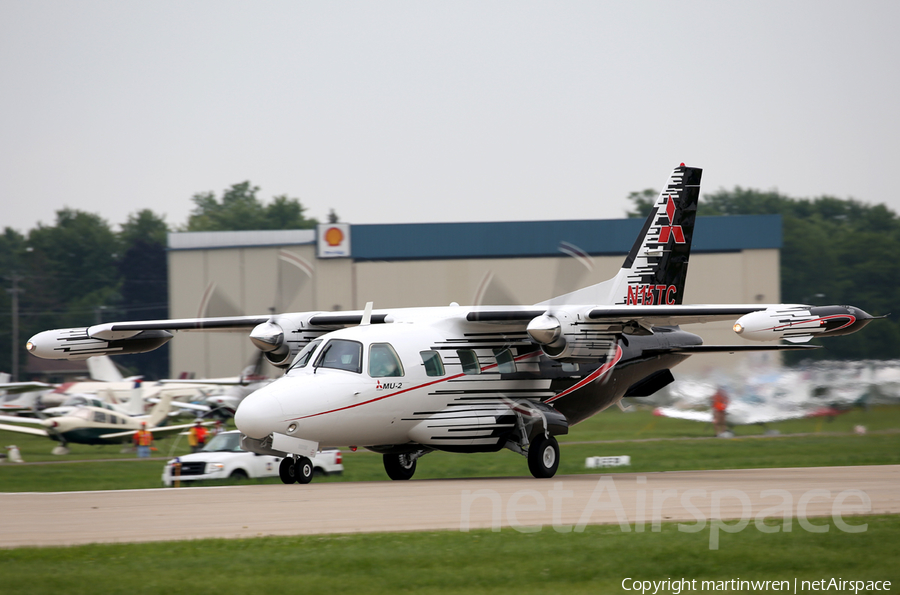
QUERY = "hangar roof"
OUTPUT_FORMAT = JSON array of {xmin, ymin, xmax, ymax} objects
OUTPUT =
[{"xmin": 169, "ymin": 214, "xmax": 781, "ymax": 261}]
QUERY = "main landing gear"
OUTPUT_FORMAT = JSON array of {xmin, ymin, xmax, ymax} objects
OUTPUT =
[
  {"xmin": 383, "ymin": 450, "xmax": 429, "ymax": 480},
  {"xmin": 527, "ymin": 435, "xmax": 560, "ymax": 479},
  {"xmin": 279, "ymin": 456, "xmax": 314, "ymax": 484}
]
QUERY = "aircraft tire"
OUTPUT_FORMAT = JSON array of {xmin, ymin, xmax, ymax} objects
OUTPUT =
[
  {"xmin": 527, "ymin": 435, "xmax": 560, "ymax": 479},
  {"xmin": 296, "ymin": 456, "xmax": 314, "ymax": 484},
  {"xmin": 383, "ymin": 453, "xmax": 417, "ymax": 480},
  {"xmin": 279, "ymin": 457, "xmax": 297, "ymax": 484}
]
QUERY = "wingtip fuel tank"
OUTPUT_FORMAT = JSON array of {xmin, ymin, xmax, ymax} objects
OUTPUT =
[
  {"xmin": 26, "ymin": 327, "xmax": 173, "ymax": 360},
  {"xmin": 733, "ymin": 305, "xmax": 875, "ymax": 343}
]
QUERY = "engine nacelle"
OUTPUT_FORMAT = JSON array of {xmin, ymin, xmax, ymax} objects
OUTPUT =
[
  {"xmin": 526, "ymin": 311, "xmax": 615, "ymax": 361},
  {"xmin": 26, "ymin": 328, "xmax": 173, "ymax": 360},
  {"xmin": 733, "ymin": 305, "xmax": 874, "ymax": 343},
  {"xmin": 250, "ymin": 319, "xmax": 294, "ymax": 367}
]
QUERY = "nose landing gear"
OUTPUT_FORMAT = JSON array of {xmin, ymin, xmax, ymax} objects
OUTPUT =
[{"xmin": 279, "ymin": 455, "xmax": 314, "ymax": 484}]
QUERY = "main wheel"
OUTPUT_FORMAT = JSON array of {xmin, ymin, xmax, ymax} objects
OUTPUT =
[
  {"xmin": 527, "ymin": 435, "xmax": 560, "ymax": 479},
  {"xmin": 295, "ymin": 456, "xmax": 314, "ymax": 484},
  {"xmin": 279, "ymin": 457, "xmax": 297, "ymax": 484},
  {"xmin": 383, "ymin": 453, "xmax": 417, "ymax": 480}
]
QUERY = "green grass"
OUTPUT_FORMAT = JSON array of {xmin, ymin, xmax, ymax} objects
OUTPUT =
[
  {"xmin": 0, "ymin": 516, "xmax": 897, "ymax": 595},
  {"xmin": 1, "ymin": 407, "xmax": 897, "ymax": 592},
  {"xmin": 1, "ymin": 406, "xmax": 898, "ymax": 492}
]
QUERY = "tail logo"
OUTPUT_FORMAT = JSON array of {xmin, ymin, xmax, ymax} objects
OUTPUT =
[{"xmin": 658, "ymin": 196, "xmax": 686, "ymax": 244}]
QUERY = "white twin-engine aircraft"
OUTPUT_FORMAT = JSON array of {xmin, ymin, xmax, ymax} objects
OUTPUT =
[{"xmin": 26, "ymin": 165, "xmax": 876, "ymax": 482}]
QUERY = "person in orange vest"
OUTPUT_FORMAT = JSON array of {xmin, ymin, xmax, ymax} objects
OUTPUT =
[
  {"xmin": 134, "ymin": 422, "xmax": 154, "ymax": 458},
  {"xmin": 187, "ymin": 420, "xmax": 208, "ymax": 453},
  {"xmin": 711, "ymin": 386, "xmax": 730, "ymax": 437}
]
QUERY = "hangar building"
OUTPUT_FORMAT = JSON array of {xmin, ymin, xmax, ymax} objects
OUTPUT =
[{"xmin": 167, "ymin": 215, "xmax": 782, "ymax": 378}]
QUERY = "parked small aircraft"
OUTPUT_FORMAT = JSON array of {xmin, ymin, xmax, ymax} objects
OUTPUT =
[
  {"xmin": 0, "ymin": 393, "xmax": 212, "ymax": 454},
  {"xmin": 25, "ymin": 165, "xmax": 878, "ymax": 479},
  {"xmin": 160, "ymin": 356, "xmax": 274, "ymax": 416},
  {"xmin": 0, "ymin": 376, "xmax": 52, "ymax": 414},
  {"xmin": 653, "ymin": 398, "xmax": 852, "ymax": 436}
]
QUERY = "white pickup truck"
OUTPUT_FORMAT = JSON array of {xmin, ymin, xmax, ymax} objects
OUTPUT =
[{"xmin": 162, "ymin": 430, "xmax": 343, "ymax": 486}]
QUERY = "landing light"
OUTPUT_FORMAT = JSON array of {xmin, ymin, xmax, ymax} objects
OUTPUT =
[
  {"xmin": 733, "ymin": 323, "xmax": 744, "ymax": 334},
  {"xmin": 25, "ymin": 341, "xmax": 35, "ymax": 352},
  {"xmin": 287, "ymin": 423, "xmax": 298, "ymax": 434}
]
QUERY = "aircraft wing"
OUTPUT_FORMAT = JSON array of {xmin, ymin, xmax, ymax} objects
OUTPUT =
[
  {"xmin": 0, "ymin": 422, "xmax": 49, "ymax": 437},
  {"xmin": 87, "ymin": 315, "xmax": 272, "ymax": 334},
  {"xmin": 100, "ymin": 421, "xmax": 217, "ymax": 441},
  {"xmin": 587, "ymin": 305, "xmax": 766, "ymax": 326},
  {"xmin": 26, "ymin": 312, "xmax": 387, "ymax": 360},
  {"xmin": 0, "ymin": 381, "xmax": 53, "ymax": 395},
  {"xmin": 146, "ymin": 397, "xmax": 211, "ymax": 413},
  {"xmin": 0, "ymin": 414, "xmax": 46, "ymax": 426},
  {"xmin": 654, "ymin": 405, "xmax": 819, "ymax": 426},
  {"xmin": 465, "ymin": 305, "xmax": 764, "ymax": 325},
  {"xmin": 158, "ymin": 378, "xmax": 245, "ymax": 386},
  {"xmin": 652, "ymin": 407, "xmax": 713, "ymax": 423}
]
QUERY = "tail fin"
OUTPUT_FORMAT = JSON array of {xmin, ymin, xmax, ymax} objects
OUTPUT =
[
  {"xmin": 87, "ymin": 356, "xmax": 125, "ymax": 382},
  {"xmin": 540, "ymin": 164, "xmax": 701, "ymax": 307},
  {"xmin": 145, "ymin": 392, "xmax": 173, "ymax": 427}
]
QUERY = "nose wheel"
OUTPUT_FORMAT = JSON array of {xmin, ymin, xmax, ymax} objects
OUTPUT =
[{"xmin": 279, "ymin": 456, "xmax": 314, "ymax": 484}]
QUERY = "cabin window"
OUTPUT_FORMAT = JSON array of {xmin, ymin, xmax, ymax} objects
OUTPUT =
[
  {"xmin": 561, "ymin": 362, "xmax": 579, "ymax": 373},
  {"xmin": 419, "ymin": 351, "xmax": 445, "ymax": 377},
  {"xmin": 456, "ymin": 349, "xmax": 481, "ymax": 375},
  {"xmin": 93, "ymin": 411, "xmax": 107, "ymax": 423},
  {"xmin": 289, "ymin": 340, "xmax": 322, "ymax": 371},
  {"xmin": 315, "ymin": 339, "xmax": 362, "ymax": 373},
  {"xmin": 492, "ymin": 348, "xmax": 517, "ymax": 374},
  {"xmin": 369, "ymin": 343, "xmax": 404, "ymax": 377}
]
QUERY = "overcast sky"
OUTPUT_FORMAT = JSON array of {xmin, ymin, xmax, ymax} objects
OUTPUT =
[{"xmin": 2, "ymin": 1, "xmax": 898, "ymax": 234}]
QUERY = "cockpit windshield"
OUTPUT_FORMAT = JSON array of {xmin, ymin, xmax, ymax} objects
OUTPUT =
[
  {"xmin": 201, "ymin": 432, "xmax": 243, "ymax": 452},
  {"xmin": 314, "ymin": 339, "xmax": 363, "ymax": 374},
  {"xmin": 289, "ymin": 340, "xmax": 322, "ymax": 372}
]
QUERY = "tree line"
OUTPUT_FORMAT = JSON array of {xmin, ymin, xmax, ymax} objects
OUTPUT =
[{"xmin": 0, "ymin": 184, "xmax": 318, "ymax": 380}]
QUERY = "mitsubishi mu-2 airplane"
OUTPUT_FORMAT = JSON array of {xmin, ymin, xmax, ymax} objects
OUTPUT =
[{"xmin": 25, "ymin": 165, "xmax": 877, "ymax": 482}]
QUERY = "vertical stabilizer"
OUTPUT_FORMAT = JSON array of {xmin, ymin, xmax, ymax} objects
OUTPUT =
[
  {"xmin": 87, "ymin": 356, "xmax": 125, "ymax": 383},
  {"xmin": 540, "ymin": 164, "xmax": 701, "ymax": 307},
  {"xmin": 145, "ymin": 392, "xmax": 173, "ymax": 427}
]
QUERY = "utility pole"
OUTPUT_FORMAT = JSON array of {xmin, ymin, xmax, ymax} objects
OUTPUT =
[{"xmin": 7, "ymin": 272, "xmax": 22, "ymax": 382}]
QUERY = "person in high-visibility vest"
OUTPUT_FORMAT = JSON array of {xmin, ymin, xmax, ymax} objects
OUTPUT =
[
  {"xmin": 187, "ymin": 421, "xmax": 208, "ymax": 453},
  {"xmin": 134, "ymin": 422, "xmax": 154, "ymax": 458},
  {"xmin": 711, "ymin": 387, "xmax": 730, "ymax": 437}
]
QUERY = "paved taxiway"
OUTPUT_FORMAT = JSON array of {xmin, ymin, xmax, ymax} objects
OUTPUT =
[{"xmin": 2, "ymin": 465, "xmax": 898, "ymax": 548}]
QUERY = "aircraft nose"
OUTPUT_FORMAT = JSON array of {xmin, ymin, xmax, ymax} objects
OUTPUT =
[{"xmin": 234, "ymin": 386, "xmax": 285, "ymax": 440}]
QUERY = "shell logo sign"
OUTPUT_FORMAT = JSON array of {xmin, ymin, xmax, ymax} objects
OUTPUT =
[
  {"xmin": 323, "ymin": 226, "xmax": 344, "ymax": 247},
  {"xmin": 317, "ymin": 223, "xmax": 351, "ymax": 258}
]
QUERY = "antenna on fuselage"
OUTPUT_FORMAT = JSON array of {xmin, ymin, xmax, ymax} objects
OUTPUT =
[{"xmin": 360, "ymin": 302, "xmax": 374, "ymax": 326}]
